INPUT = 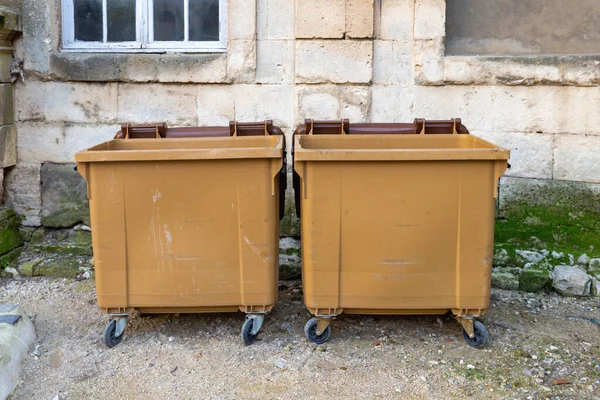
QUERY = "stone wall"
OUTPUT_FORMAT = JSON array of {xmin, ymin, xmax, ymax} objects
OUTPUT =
[
  {"xmin": 0, "ymin": 2, "xmax": 19, "ymax": 205},
  {"xmin": 4, "ymin": 0, "xmax": 600, "ymax": 227}
]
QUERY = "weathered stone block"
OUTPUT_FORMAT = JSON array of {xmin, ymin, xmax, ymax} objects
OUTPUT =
[
  {"xmin": 0, "ymin": 83, "xmax": 14, "ymax": 125},
  {"xmin": 296, "ymin": 40, "xmax": 373, "ymax": 84},
  {"xmin": 4, "ymin": 163, "xmax": 41, "ymax": 226},
  {"xmin": 256, "ymin": 40, "xmax": 294, "ymax": 84},
  {"xmin": 15, "ymin": 80, "xmax": 45, "ymax": 122},
  {"xmin": 198, "ymin": 85, "xmax": 235, "ymax": 125},
  {"xmin": 117, "ymin": 84, "xmax": 198, "ymax": 125},
  {"xmin": 346, "ymin": 0, "xmax": 374, "ymax": 38},
  {"xmin": 258, "ymin": 0, "xmax": 295, "ymax": 40},
  {"xmin": 373, "ymin": 40, "xmax": 412, "ymax": 85},
  {"xmin": 233, "ymin": 85, "xmax": 294, "ymax": 128},
  {"xmin": 554, "ymin": 134, "xmax": 600, "ymax": 183},
  {"xmin": 49, "ymin": 53, "xmax": 121, "ymax": 81},
  {"xmin": 17, "ymin": 123, "xmax": 117, "ymax": 164},
  {"xmin": 413, "ymin": 38, "xmax": 445, "ymax": 85},
  {"xmin": 371, "ymin": 85, "xmax": 414, "ymax": 122},
  {"xmin": 0, "ymin": 125, "xmax": 16, "ymax": 167},
  {"xmin": 413, "ymin": 0, "xmax": 445, "ymax": 40},
  {"xmin": 380, "ymin": 0, "xmax": 413, "ymax": 41},
  {"xmin": 0, "ymin": 52, "xmax": 12, "ymax": 83},
  {"xmin": 228, "ymin": 0, "xmax": 257, "ymax": 40},
  {"xmin": 156, "ymin": 54, "xmax": 227, "ymax": 83},
  {"xmin": 476, "ymin": 131, "xmax": 554, "ymax": 180},
  {"xmin": 40, "ymin": 163, "xmax": 90, "ymax": 228},
  {"xmin": 0, "ymin": 207, "xmax": 23, "ymax": 255},
  {"xmin": 45, "ymin": 82, "xmax": 118, "ymax": 124},
  {"xmin": 226, "ymin": 40, "xmax": 257, "ymax": 83},
  {"xmin": 340, "ymin": 86, "xmax": 370, "ymax": 122},
  {"xmin": 295, "ymin": 0, "xmax": 345, "ymax": 39},
  {"xmin": 296, "ymin": 85, "xmax": 340, "ymax": 123}
]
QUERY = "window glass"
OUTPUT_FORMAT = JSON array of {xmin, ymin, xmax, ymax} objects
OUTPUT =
[
  {"xmin": 107, "ymin": 0, "xmax": 136, "ymax": 42},
  {"xmin": 189, "ymin": 0, "xmax": 219, "ymax": 41},
  {"xmin": 74, "ymin": 0, "xmax": 103, "ymax": 42},
  {"xmin": 154, "ymin": 0, "xmax": 185, "ymax": 41}
]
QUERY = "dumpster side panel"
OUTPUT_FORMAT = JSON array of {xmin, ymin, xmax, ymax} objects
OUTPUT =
[
  {"xmin": 301, "ymin": 160, "xmax": 497, "ymax": 314},
  {"xmin": 88, "ymin": 159, "xmax": 279, "ymax": 312}
]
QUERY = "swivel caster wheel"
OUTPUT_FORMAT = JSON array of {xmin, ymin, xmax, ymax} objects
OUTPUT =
[{"xmin": 304, "ymin": 317, "xmax": 331, "ymax": 344}]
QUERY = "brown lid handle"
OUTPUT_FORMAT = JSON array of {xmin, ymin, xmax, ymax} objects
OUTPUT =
[
  {"xmin": 413, "ymin": 118, "xmax": 465, "ymax": 135},
  {"xmin": 304, "ymin": 119, "xmax": 350, "ymax": 135},
  {"xmin": 116, "ymin": 123, "xmax": 167, "ymax": 139},
  {"xmin": 229, "ymin": 120, "xmax": 273, "ymax": 136}
]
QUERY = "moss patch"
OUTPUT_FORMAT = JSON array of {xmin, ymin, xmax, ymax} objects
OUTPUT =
[
  {"xmin": 497, "ymin": 179, "xmax": 600, "ymax": 259},
  {"xmin": 280, "ymin": 197, "xmax": 300, "ymax": 238},
  {"xmin": 495, "ymin": 203, "xmax": 600, "ymax": 261},
  {"xmin": 0, "ymin": 208, "xmax": 24, "ymax": 255},
  {"xmin": 518, "ymin": 268, "xmax": 551, "ymax": 292}
]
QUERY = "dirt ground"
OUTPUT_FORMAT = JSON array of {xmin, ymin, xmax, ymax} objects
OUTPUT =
[{"xmin": 1, "ymin": 277, "xmax": 599, "ymax": 400}]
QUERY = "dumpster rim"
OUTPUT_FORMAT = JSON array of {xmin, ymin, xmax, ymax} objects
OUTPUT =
[
  {"xmin": 293, "ymin": 134, "xmax": 509, "ymax": 162},
  {"xmin": 74, "ymin": 136, "xmax": 284, "ymax": 163}
]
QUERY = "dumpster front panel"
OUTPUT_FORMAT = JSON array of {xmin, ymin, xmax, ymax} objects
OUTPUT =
[
  {"xmin": 301, "ymin": 161, "xmax": 496, "ymax": 314},
  {"xmin": 296, "ymin": 135, "xmax": 508, "ymax": 316},
  {"xmin": 80, "ymin": 139, "xmax": 282, "ymax": 314}
]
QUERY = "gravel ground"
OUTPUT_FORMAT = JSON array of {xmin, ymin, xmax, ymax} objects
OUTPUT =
[{"xmin": 1, "ymin": 277, "xmax": 599, "ymax": 400}]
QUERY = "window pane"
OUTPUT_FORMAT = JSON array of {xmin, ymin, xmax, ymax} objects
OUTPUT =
[
  {"xmin": 107, "ymin": 0, "xmax": 136, "ymax": 42},
  {"xmin": 74, "ymin": 0, "xmax": 102, "ymax": 42},
  {"xmin": 154, "ymin": 0, "xmax": 184, "ymax": 41},
  {"xmin": 189, "ymin": 0, "xmax": 219, "ymax": 41}
]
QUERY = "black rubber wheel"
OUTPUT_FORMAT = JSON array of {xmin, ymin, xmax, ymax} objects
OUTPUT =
[
  {"xmin": 241, "ymin": 318, "xmax": 258, "ymax": 345},
  {"xmin": 462, "ymin": 320, "xmax": 489, "ymax": 349},
  {"xmin": 304, "ymin": 317, "xmax": 331, "ymax": 344},
  {"xmin": 104, "ymin": 319, "xmax": 124, "ymax": 348}
]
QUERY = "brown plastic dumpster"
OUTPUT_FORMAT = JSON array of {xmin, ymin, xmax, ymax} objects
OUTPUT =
[
  {"xmin": 293, "ymin": 119, "xmax": 509, "ymax": 348},
  {"xmin": 75, "ymin": 121, "xmax": 285, "ymax": 347}
]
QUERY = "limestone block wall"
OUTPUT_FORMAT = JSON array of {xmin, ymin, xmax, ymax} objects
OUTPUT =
[{"xmin": 5, "ymin": 0, "xmax": 600, "ymax": 226}]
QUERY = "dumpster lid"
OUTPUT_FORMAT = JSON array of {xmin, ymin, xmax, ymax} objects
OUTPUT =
[
  {"xmin": 294, "ymin": 134, "xmax": 509, "ymax": 162},
  {"xmin": 75, "ymin": 136, "xmax": 283, "ymax": 163}
]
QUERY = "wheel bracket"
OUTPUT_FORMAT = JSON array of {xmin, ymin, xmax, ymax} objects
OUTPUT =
[
  {"xmin": 110, "ymin": 314, "xmax": 128, "ymax": 337},
  {"xmin": 316, "ymin": 316, "xmax": 331, "ymax": 336},
  {"xmin": 247, "ymin": 314, "xmax": 265, "ymax": 336},
  {"xmin": 455, "ymin": 315, "xmax": 475, "ymax": 338}
]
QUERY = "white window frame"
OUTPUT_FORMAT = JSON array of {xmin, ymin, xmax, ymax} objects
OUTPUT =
[{"xmin": 61, "ymin": 0, "xmax": 227, "ymax": 53}]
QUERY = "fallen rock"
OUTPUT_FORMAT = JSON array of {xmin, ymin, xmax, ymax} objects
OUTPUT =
[
  {"xmin": 515, "ymin": 250, "xmax": 545, "ymax": 266},
  {"xmin": 527, "ymin": 236, "xmax": 546, "ymax": 250},
  {"xmin": 591, "ymin": 279, "xmax": 600, "ymax": 297},
  {"xmin": 551, "ymin": 266, "xmax": 592, "ymax": 296},
  {"xmin": 519, "ymin": 267, "xmax": 551, "ymax": 292},
  {"xmin": 587, "ymin": 258, "xmax": 600, "ymax": 278},
  {"xmin": 493, "ymin": 248, "xmax": 510, "ymax": 266},
  {"xmin": 40, "ymin": 163, "xmax": 90, "ymax": 228},
  {"xmin": 0, "ymin": 304, "xmax": 37, "ymax": 399},
  {"xmin": 577, "ymin": 254, "xmax": 591, "ymax": 267},
  {"xmin": 279, "ymin": 254, "xmax": 301, "ymax": 280},
  {"xmin": 491, "ymin": 272, "xmax": 519, "ymax": 291},
  {"xmin": 551, "ymin": 251, "xmax": 564, "ymax": 259},
  {"xmin": 279, "ymin": 237, "xmax": 301, "ymax": 255},
  {"xmin": 19, "ymin": 258, "xmax": 44, "ymax": 277}
]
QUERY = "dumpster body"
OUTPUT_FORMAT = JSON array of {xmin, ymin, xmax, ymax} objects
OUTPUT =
[
  {"xmin": 75, "ymin": 122, "xmax": 284, "ymax": 346},
  {"xmin": 293, "ymin": 119, "xmax": 509, "ymax": 347}
]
